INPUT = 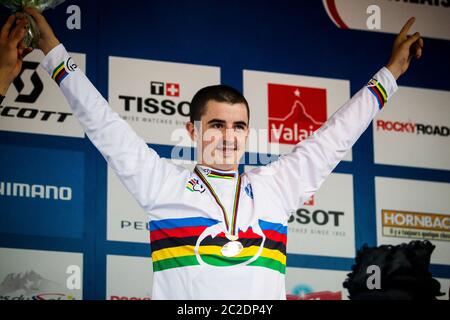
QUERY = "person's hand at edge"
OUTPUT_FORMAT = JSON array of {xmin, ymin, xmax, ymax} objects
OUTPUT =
[
  {"xmin": 0, "ymin": 15, "xmax": 32, "ymax": 95},
  {"xmin": 23, "ymin": 7, "xmax": 60, "ymax": 56}
]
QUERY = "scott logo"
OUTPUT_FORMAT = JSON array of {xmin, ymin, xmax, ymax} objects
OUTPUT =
[
  {"xmin": 13, "ymin": 61, "xmax": 44, "ymax": 104},
  {"xmin": 268, "ymin": 84, "xmax": 327, "ymax": 145}
]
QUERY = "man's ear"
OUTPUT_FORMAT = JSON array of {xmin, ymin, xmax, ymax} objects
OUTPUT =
[{"xmin": 185, "ymin": 121, "xmax": 196, "ymax": 141}]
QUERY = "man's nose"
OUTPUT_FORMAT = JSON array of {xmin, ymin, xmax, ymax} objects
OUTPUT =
[{"xmin": 223, "ymin": 128, "xmax": 237, "ymax": 143}]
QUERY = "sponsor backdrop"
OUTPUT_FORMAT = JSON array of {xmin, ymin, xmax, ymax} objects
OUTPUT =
[{"xmin": 0, "ymin": 0, "xmax": 449, "ymax": 299}]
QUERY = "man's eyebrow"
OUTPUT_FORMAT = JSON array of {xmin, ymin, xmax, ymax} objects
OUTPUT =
[
  {"xmin": 207, "ymin": 119, "xmax": 248, "ymax": 126},
  {"xmin": 233, "ymin": 121, "xmax": 248, "ymax": 127},
  {"xmin": 207, "ymin": 119, "xmax": 226, "ymax": 124}
]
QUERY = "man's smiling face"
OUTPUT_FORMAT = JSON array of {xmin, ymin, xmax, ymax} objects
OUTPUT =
[{"xmin": 187, "ymin": 100, "xmax": 249, "ymax": 171}]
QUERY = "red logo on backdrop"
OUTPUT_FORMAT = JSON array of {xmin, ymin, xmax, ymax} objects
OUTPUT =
[
  {"xmin": 268, "ymin": 84, "xmax": 327, "ymax": 145},
  {"xmin": 110, "ymin": 295, "xmax": 151, "ymax": 300},
  {"xmin": 287, "ymin": 291, "xmax": 342, "ymax": 300},
  {"xmin": 304, "ymin": 195, "xmax": 314, "ymax": 206},
  {"xmin": 166, "ymin": 83, "xmax": 180, "ymax": 97}
]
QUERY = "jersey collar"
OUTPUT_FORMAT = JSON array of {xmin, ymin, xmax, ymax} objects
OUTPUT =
[{"xmin": 196, "ymin": 165, "xmax": 238, "ymax": 180}]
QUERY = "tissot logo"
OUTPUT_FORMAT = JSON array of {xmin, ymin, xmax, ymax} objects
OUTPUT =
[
  {"xmin": 119, "ymin": 80, "xmax": 189, "ymax": 117},
  {"xmin": 288, "ymin": 208, "xmax": 344, "ymax": 227},
  {"xmin": 13, "ymin": 61, "xmax": 43, "ymax": 104},
  {"xmin": 109, "ymin": 57, "xmax": 219, "ymax": 145},
  {"xmin": 166, "ymin": 83, "xmax": 180, "ymax": 97},
  {"xmin": 268, "ymin": 83, "xmax": 327, "ymax": 144},
  {"xmin": 118, "ymin": 95, "xmax": 190, "ymax": 117},
  {"xmin": 150, "ymin": 81, "xmax": 180, "ymax": 97}
]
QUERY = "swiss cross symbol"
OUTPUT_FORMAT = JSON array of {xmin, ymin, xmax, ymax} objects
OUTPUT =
[{"xmin": 166, "ymin": 83, "xmax": 180, "ymax": 97}]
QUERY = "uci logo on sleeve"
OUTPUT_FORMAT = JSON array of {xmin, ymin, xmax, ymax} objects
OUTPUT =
[{"xmin": 52, "ymin": 57, "xmax": 78, "ymax": 86}]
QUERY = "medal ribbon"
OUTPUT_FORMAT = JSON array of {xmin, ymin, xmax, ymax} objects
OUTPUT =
[{"xmin": 194, "ymin": 166, "xmax": 241, "ymax": 236}]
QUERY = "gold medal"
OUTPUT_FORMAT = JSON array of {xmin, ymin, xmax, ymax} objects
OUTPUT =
[{"xmin": 221, "ymin": 241, "xmax": 243, "ymax": 257}]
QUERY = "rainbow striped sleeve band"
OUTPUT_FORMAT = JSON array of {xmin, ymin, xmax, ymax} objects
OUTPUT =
[
  {"xmin": 51, "ymin": 61, "xmax": 69, "ymax": 86},
  {"xmin": 367, "ymin": 78, "xmax": 388, "ymax": 109}
]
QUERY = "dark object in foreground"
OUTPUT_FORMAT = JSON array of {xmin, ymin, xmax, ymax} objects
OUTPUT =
[{"xmin": 343, "ymin": 240, "xmax": 445, "ymax": 300}]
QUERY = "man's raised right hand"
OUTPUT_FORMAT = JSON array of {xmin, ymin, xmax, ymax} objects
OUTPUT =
[{"xmin": 23, "ymin": 7, "xmax": 60, "ymax": 55}]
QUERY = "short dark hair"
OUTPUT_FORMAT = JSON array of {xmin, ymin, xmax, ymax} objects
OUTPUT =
[{"xmin": 189, "ymin": 85, "xmax": 250, "ymax": 124}]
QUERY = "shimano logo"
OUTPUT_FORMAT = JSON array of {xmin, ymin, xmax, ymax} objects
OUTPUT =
[{"xmin": 0, "ymin": 181, "xmax": 72, "ymax": 201}]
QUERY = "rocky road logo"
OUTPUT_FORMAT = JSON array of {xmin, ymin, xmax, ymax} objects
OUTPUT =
[{"xmin": 377, "ymin": 120, "xmax": 449, "ymax": 137}]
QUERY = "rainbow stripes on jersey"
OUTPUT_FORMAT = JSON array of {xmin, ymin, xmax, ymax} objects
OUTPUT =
[
  {"xmin": 150, "ymin": 217, "xmax": 287, "ymax": 274},
  {"xmin": 52, "ymin": 61, "xmax": 69, "ymax": 86},
  {"xmin": 207, "ymin": 169, "xmax": 236, "ymax": 180},
  {"xmin": 367, "ymin": 78, "xmax": 387, "ymax": 109}
]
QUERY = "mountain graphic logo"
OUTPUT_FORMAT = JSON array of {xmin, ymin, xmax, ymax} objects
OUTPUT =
[
  {"xmin": 268, "ymin": 83, "xmax": 327, "ymax": 145},
  {"xmin": 0, "ymin": 270, "xmax": 72, "ymax": 299}
]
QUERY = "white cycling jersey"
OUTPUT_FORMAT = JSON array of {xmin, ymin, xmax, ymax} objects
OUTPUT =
[{"xmin": 41, "ymin": 44, "xmax": 398, "ymax": 300}]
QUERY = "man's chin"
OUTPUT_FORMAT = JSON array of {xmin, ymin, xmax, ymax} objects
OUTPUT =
[
  {"xmin": 203, "ymin": 157, "xmax": 239, "ymax": 170},
  {"xmin": 201, "ymin": 151, "xmax": 242, "ymax": 169}
]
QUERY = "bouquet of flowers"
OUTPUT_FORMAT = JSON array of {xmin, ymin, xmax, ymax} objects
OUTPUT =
[{"xmin": 0, "ymin": 0, "xmax": 65, "ymax": 48}]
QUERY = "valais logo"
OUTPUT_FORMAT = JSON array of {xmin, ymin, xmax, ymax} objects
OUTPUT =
[{"xmin": 268, "ymin": 84, "xmax": 327, "ymax": 145}]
